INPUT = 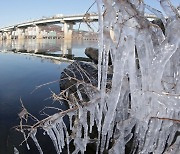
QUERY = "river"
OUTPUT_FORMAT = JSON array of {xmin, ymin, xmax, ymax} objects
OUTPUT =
[{"xmin": 0, "ymin": 39, "xmax": 97, "ymax": 154}]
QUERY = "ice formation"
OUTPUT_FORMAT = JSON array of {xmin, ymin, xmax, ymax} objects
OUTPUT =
[{"xmin": 17, "ymin": 0, "xmax": 180, "ymax": 153}]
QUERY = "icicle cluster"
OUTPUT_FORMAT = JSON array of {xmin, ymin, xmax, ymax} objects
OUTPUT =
[
  {"xmin": 17, "ymin": 0, "xmax": 180, "ymax": 153},
  {"xmin": 95, "ymin": 0, "xmax": 180, "ymax": 153}
]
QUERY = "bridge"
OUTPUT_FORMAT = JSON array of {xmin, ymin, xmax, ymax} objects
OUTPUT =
[
  {"xmin": 0, "ymin": 13, "xmax": 98, "ymax": 41},
  {"xmin": 0, "ymin": 13, "xmax": 157, "ymax": 41}
]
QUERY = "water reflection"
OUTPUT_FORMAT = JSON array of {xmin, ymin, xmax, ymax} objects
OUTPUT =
[
  {"xmin": 0, "ymin": 39, "xmax": 97, "ymax": 61},
  {"xmin": 0, "ymin": 52, "xmax": 71, "ymax": 154},
  {"xmin": 0, "ymin": 39, "xmax": 97, "ymax": 153}
]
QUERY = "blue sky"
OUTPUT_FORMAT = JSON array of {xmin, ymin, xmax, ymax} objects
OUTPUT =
[
  {"xmin": 0, "ymin": 0, "xmax": 179, "ymax": 29},
  {"xmin": 0, "ymin": 0, "xmax": 97, "ymax": 28}
]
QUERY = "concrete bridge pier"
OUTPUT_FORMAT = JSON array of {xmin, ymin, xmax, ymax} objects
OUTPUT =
[
  {"xmin": 11, "ymin": 31, "xmax": 16, "ymax": 39},
  {"xmin": 0, "ymin": 33, "xmax": 3, "ymax": 41},
  {"xmin": 6, "ymin": 32, "xmax": 12, "ymax": 40},
  {"xmin": 1, "ymin": 33, "xmax": 5, "ymax": 40},
  {"xmin": 36, "ymin": 26, "xmax": 43, "ymax": 39},
  {"xmin": 2, "ymin": 32, "xmax": 8, "ymax": 40},
  {"xmin": 63, "ymin": 22, "xmax": 74, "ymax": 40},
  {"xmin": 17, "ymin": 28, "xmax": 25, "ymax": 40}
]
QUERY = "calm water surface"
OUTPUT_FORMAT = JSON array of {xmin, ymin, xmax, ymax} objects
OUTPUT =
[{"xmin": 0, "ymin": 39, "xmax": 97, "ymax": 154}]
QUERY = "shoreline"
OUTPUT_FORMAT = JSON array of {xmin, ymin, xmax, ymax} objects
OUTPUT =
[{"xmin": 0, "ymin": 49, "xmax": 75, "ymax": 64}]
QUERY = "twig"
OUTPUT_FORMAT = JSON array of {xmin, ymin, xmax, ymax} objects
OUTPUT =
[
  {"xmin": 31, "ymin": 80, "xmax": 59, "ymax": 94},
  {"xmin": 151, "ymin": 117, "xmax": 180, "ymax": 123},
  {"xmin": 78, "ymin": 1, "xmax": 96, "ymax": 31}
]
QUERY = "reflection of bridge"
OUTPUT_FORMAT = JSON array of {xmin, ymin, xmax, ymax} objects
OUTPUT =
[
  {"xmin": 0, "ymin": 39, "xmax": 74, "ymax": 56},
  {"xmin": 0, "ymin": 13, "xmax": 98, "ymax": 41},
  {"xmin": 0, "ymin": 39, "xmax": 97, "ymax": 62}
]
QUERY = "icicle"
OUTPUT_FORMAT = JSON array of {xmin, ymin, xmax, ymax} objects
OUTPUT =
[
  {"xmin": 102, "ymin": 33, "xmax": 132, "ymax": 135},
  {"xmin": 164, "ymin": 136, "xmax": 180, "ymax": 154},
  {"xmin": 14, "ymin": 147, "xmax": 19, "ymax": 154},
  {"xmin": 96, "ymin": 0, "xmax": 103, "ymax": 90},
  {"xmin": 43, "ymin": 125, "xmax": 61, "ymax": 154},
  {"xmin": 30, "ymin": 129, "xmax": 43, "ymax": 154},
  {"xmin": 67, "ymin": 112, "xmax": 73, "ymax": 130},
  {"xmin": 53, "ymin": 124, "xmax": 64, "ymax": 152},
  {"xmin": 89, "ymin": 106, "xmax": 95, "ymax": 133}
]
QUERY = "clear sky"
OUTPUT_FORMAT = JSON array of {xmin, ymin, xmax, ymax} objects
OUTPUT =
[
  {"xmin": 0, "ymin": 0, "xmax": 97, "ymax": 28},
  {"xmin": 0, "ymin": 0, "xmax": 179, "ymax": 28}
]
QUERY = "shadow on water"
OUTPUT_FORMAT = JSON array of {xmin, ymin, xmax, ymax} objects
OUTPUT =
[{"xmin": 0, "ymin": 39, "xmax": 97, "ymax": 153}]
